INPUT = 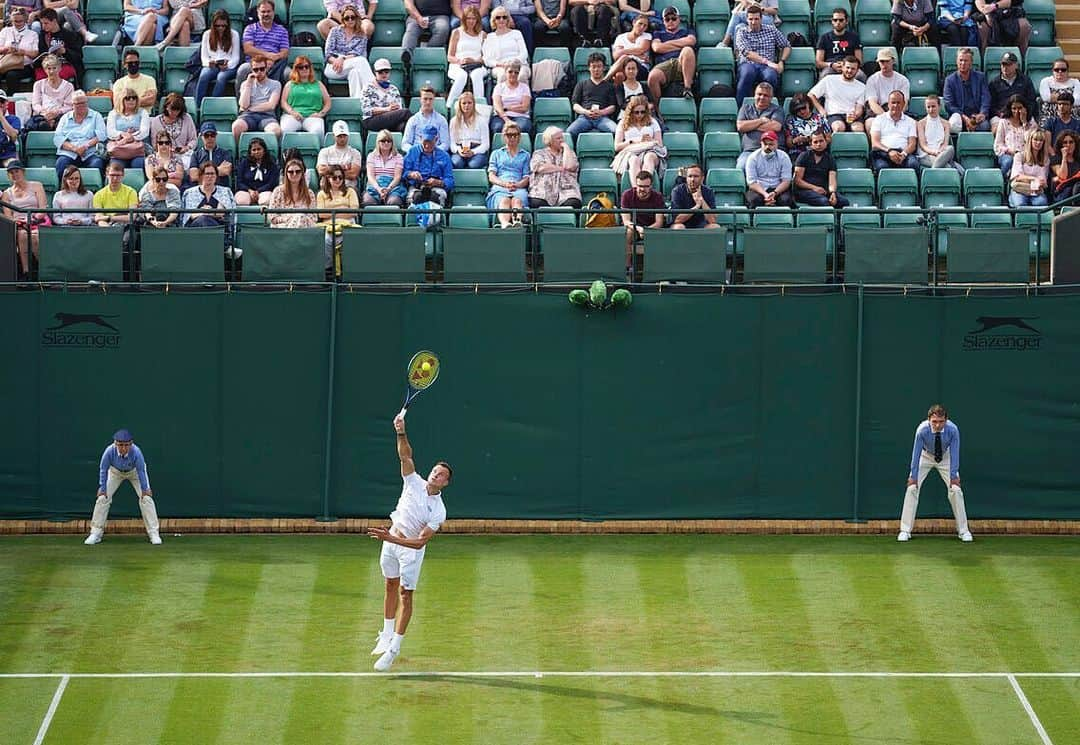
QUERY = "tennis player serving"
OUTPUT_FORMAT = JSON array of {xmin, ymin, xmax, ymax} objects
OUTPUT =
[{"xmin": 367, "ymin": 413, "xmax": 452, "ymax": 672}]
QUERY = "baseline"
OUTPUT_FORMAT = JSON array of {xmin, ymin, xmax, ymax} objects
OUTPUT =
[{"xmin": 3, "ymin": 671, "xmax": 1079, "ymax": 679}]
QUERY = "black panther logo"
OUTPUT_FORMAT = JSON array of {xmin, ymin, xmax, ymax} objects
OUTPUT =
[
  {"xmin": 969, "ymin": 316, "xmax": 1040, "ymax": 334},
  {"xmin": 47, "ymin": 313, "xmax": 120, "ymax": 331}
]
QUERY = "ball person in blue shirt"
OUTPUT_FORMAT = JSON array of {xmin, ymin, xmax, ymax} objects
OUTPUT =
[
  {"xmin": 84, "ymin": 429, "xmax": 162, "ymax": 545},
  {"xmin": 898, "ymin": 404, "xmax": 972, "ymax": 542}
]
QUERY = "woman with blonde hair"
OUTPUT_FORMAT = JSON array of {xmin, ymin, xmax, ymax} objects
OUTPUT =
[
  {"xmin": 324, "ymin": 4, "xmax": 375, "ymax": 98},
  {"xmin": 486, "ymin": 121, "xmax": 530, "ymax": 228},
  {"xmin": 31, "ymin": 54, "xmax": 74, "ymax": 131},
  {"xmin": 447, "ymin": 6, "xmax": 486, "ymax": 107},
  {"xmin": 611, "ymin": 94, "xmax": 666, "ymax": 182},
  {"xmin": 106, "ymin": 87, "xmax": 150, "ymax": 170},
  {"xmin": 483, "ymin": 7, "xmax": 530, "ymax": 84},
  {"xmin": 269, "ymin": 158, "xmax": 318, "ymax": 228},
  {"xmin": 528, "ymin": 126, "xmax": 581, "ymax": 208},
  {"xmin": 1008, "ymin": 128, "xmax": 1050, "ymax": 208},
  {"xmin": 449, "ymin": 91, "xmax": 490, "ymax": 169},
  {"xmin": 317, "ymin": 163, "xmax": 359, "ymax": 274},
  {"xmin": 281, "ymin": 55, "xmax": 332, "ymax": 138},
  {"xmin": 364, "ymin": 129, "xmax": 406, "ymax": 206}
]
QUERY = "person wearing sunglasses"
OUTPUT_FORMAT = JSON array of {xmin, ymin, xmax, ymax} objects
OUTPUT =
[
  {"xmin": 149, "ymin": 92, "xmax": 198, "ymax": 168},
  {"xmin": 363, "ymin": 127, "xmax": 406, "ymax": 206},
  {"xmin": 188, "ymin": 121, "xmax": 233, "ymax": 186},
  {"xmin": 236, "ymin": 0, "xmax": 290, "ymax": 83},
  {"xmin": 360, "ymin": 58, "xmax": 411, "ymax": 132},
  {"xmin": 137, "ymin": 165, "xmax": 181, "ymax": 227},
  {"xmin": 0, "ymin": 7, "xmax": 40, "ymax": 89},
  {"xmin": 53, "ymin": 90, "xmax": 107, "ymax": 182},
  {"xmin": 482, "ymin": 8, "xmax": 530, "ymax": 84},
  {"xmin": 1037, "ymin": 59, "xmax": 1080, "ymax": 129},
  {"xmin": 319, "ymin": 0, "xmax": 376, "ymax": 41},
  {"xmin": 111, "ymin": 49, "xmax": 158, "ymax": 115},
  {"xmin": 489, "ymin": 0, "xmax": 535, "ymax": 55},
  {"xmin": 611, "ymin": 94, "xmax": 664, "ymax": 182},
  {"xmin": 324, "ymin": 4, "xmax": 375, "ymax": 98},
  {"xmin": 233, "ymin": 53, "xmax": 283, "ymax": 140},
  {"xmin": 815, "ymin": 7, "xmax": 864, "ymax": 81},
  {"xmin": 181, "ymin": 161, "xmax": 235, "ymax": 226},
  {"xmin": 106, "ymin": 86, "xmax": 150, "ymax": 170},
  {"xmin": 195, "ymin": 9, "xmax": 240, "ymax": 106},
  {"xmin": 269, "ymin": 157, "xmax": 318, "ymax": 228},
  {"xmin": 145, "ymin": 131, "xmax": 186, "ymax": 188},
  {"xmin": 280, "ymin": 54, "xmax": 332, "ymax": 139},
  {"xmin": 317, "ymin": 165, "xmax": 359, "ymax": 275}
]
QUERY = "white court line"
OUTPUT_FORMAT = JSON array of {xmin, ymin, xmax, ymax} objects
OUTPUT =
[
  {"xmin": 31, "ymin": 674, "xmax": 68, "ymax": 745},
  {"xmin": 1008, "ymin": 674, "xmax": 1055, "ymax": 745},
  {"xmin": 2, "ymin": 671, "xmax": 1079, "ymax": 679}
]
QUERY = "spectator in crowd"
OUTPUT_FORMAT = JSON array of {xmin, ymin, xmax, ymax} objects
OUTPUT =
[
  {"xmin": 0, "ymin": 91, "xmax": 22, "ymax": 167},
  {"xmin": 486, "ymin": 120, "xmax": 530, "ymax": 227},
  {"xmin": 917, "ymin": 94, "xmax": 963, "ymax": 172},
  {"xmin": 137, "ymin": 165, "xmax": 181, "ymax": 228},
  {"xmin": 483, "ymin": 6, "xmax": 530, "ymax": 83},
  {"xmin": 269, "ymin": 158, "xmax": 318, "ymax": 228},
  {"xmin": 451, "ymin": 0, "xmax": 492, "ymax": 30},
  {"xmin": 317, "ymin": 164, "xmax": 359, "ymax": 274},
  {"xmin": 449, "ymin": 91, "xmax": 490, "ymax": 168},
  {"xmin": 122, "ymin": 0, "xmax": 169, "ymax": 47},
  {"xmin": 568, "ymin": 52, "xmax": 617, "ymax": 138},
  {"xmin": 1008, "ymin": 128, "xmax": 1049, "ymax": 208},
  {"xmin": 0, "ymin": 7, "xmax": 42, "ymax": 90},
  {"xmin": 1038, "ymin": 59, "xmax": 1080, "ymax": 128},
  {"xmin": 491, "ymin": 0, "xmax": 534, "ymax": 54},
  {"xmin": 533, "ymin": 0, "xmax": 571, "ymax": 49},
  {"xmin": 112, "ymin": 48, "xmax": 158, "ymax": 115},
  {"xmin": 721, "ymin": 0, "xmax": 778, "ymax": 48},
  {"xmin": 42, "ymin": 0, "xmax": 98, "ymax": 45},
  {"xmin": 670, "ymin": 162, "xmax": 720, "ymax": 229},
  {"xmin": 492, "ymin": 60, "xmax": 532, "ymax": 133},
  {"xmin": 324, "ymin": 4, "xmax": 374, "ymax": 98},
  {"xmin": 528, "ymin": 125, "xmax": 581, "ymax": 208},
  {"xmin": 106, "ymin": 87, "xmax": 149, "ymax": 170},
  {"xmin": 195, "ymin": 10, "xmax": 240, "ymax": 105},
  {"xmin": 2, "ymin": 160, "xmax": 47, "ymax": 276},
  {"xmin": 809, "ymin": 56, "xmax": 867, "ymax": 133},
  {"xmin": 793, "ymin": 129, "xmax": 849, "ymax": 207},
  {"xmin": 568, "ymin": 0, "xmax": 616, "ymax": 49},
  {"xmin": 734, "ymin": 5, "xmax": 789, "ymax": 106},
  {"xmin": 744, "ymin": 130, "xmax": 792, "ymax": 207},
  {"xmin": 447, "ymin": 6, "xmax": 486, "ymax": 107},
  {"xmin": 35, "ymin": 8, "xmax": 84, "ymax": 83},
  {"xmin": 784, "ymin": 91, "xmax": 828, "ymax": 162},
  {"xmin": 890, "ymin": 0, "xmax": 935, "ymax": 51},
  {"xmin": 317, "ymin": 120, "xmax": 363, "ymax": 186},
  {"xmin": 319, "ymin": 0, "xmax": 376, "ymax": 41},
  {"xmin": 817, "ymin": 7, "xmax": 863, "ymax": 81},
  {"xmin": 612, "ymin": 94, "xmax": 665, "ymax": 181},
  {"xmin": 403, "ymin": 124, "xmax": 455, "ymax": 206},
  {"xmin": 608, "ymin": 15, "xmax": 651, "ymax": 85},
  {"xmin": 1047, "ymin": 93, "xmax": 1080, "ymax": 154},
  {"xmin": 403, "ymin": 85, "xmax": 451, "ymax": 151},
  {"xmin": 616, "ymin": 0, "xmax": 658, "ymax": 31},
  {"xmin": 1050, "ymin": 131, "xmax": 1080, "ymax": 202},
  {"xmin": 361, "ymin": 58, "xmax": 411, "ymax": 132},
  {"xmin": 870, "ymin": 90, "xmax": 919, "ymax": 171},
  {"xmin": 737, "ymin": 81, "xmax": 784, "ymax": 169},
  {"xmin": 32, "ymin": 54, "xmax": 73, "ymax": 130},
  {"xmin": 233, "ymin": 54, "xmax": 283, "ymax": 139},
  {"xmin": 402, "ymin": 0, "xmax": 453, "ymax": 63},
  {"xmin": 188, "ymin": 121, "xmax": 233, "ymax": 185},
  {"xmin": 144, "ymin": 131, "xmax": 185, "ymax": 188},
  {"xmin": 182, "ymin": 161, "xmax": 234, "ymax": 226},
  {"xmin": 973, "ymin": 0, "xmax": 1030, "ymax": 56},
  {"xmin": 155, "ymin": 0, "xmax": 208, "ymax": 51},
  {"xmin": 52, "ymin": 165, "xmax": 95, "ymax": 226},
  {"xmin": 280, "ymin": 55, "xmax": 332, "ymax": 139},
  {"xmin": 865, "ymin": 48, "xmax": 909, "ymax": 117},
  {"xmin": 989, "ymin": 52, "xmax": 1037, "ymax": 133},
  {"xmin": 237, "ymin": 0, "xmax": 290, "ymax": 82},
  {"xmin": 363, "ymin": 128, "xmax": 407, "ymax": 206},
  {"xmin": 614, "ymin": 58, "xmax": 654, "ymax": 114},
  {"xmin": 994, "ymin": 94, "xmax": 1037, "ymax": 177},
  {"xmin": 93, "ymin": 160, "xmax": 139, "ymax": 227},
  {"xmin": 620, "ymin": 168, "xmax": 665, "ymax": 265},
  {"xmin": 3, "ymin": 0, "xmax": 43, "ymax": 27},
  {"xmin": 149, "ymin": 92, "xmax": 197, "ymax": 167},
  {"xmin": 53, "ymin": 90, "xmax": 106, "ymax": 180},
  {"xmin": 647, "ymin": 6, "xmax": 695, "ymax": 100},
  {"xmin": 937, "ymin": 0, "xmax": 976, "ymax": 47},
  {"xmin": 234, "ymin": 135, "xmax": 279, "ymax": 205}
]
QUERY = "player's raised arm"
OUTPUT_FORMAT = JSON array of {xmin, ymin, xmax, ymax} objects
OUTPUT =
[{"xmin": 394, "ymin": 414, "xmax": 416, "ymax": 477}]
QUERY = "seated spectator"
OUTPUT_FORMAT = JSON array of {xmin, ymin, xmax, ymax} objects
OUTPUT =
[
  {"xmin": 1047, "ymin": 93, "xmax": 1080, "ymax": 155},
  {"xmin": 734, "ymin": 5, "xmax": 789, "ymax": 106},
  {"xmin": 793, "ymin": 129, "xmax": 849, "ymax": 207},
  {"xmin": 917, "ymin": 94, "xmax": 963, "ymax": 172},
  {"xmin": 612, "ymin": 94, "xmax": 665, "ymax": 181},
  {"xmin": 617, "ymin": 0, "xmax": 659, "ymax": 30},
  {"xmin": 402, "ymin": 0, "xmax": 453, "ymax": 63},
  {"xmin": 316, "ymin": 164, "xmax": 359, "ymax": 273},
  {"xmin": 568, "ymin": 0, "xmax": 616, "ymax": 49},
  {"xmin": 533, "ymin": 0, "xmax": 572, "ymax": 49},
  {"xmin": 182, "ymin": 161, "xmax": 234, "ymax": 226},
  {"xmin": 1038, "ymin": 60, "xmax": 1080, "ymax": 128},
  {"xmin": 647, "ymin": 6, "xmax": 695, "ymax": 100},
  {"xmin": 36, "ymin": 8, "xmax": 85, "ymax": 83},
  {"xmin": 234, "ymin": 135, "xmax": 279, "ymax": 205},
  {"xmin": 268, "ymin": 158, "xmax": 318, "ymax": 228},
  {"xmin": 317, "ymin": 120, "xmax": 363, "ymax": 186},
  {"xmin": 53, "ymin": 165, "xmax": 95, "ymax": 226},
  {"xmin": 614, "ymin": 58, "xmax": 654, "ymax": 114},
  {"xmin": 3, "ymin": 0, "xmax": 43, "ymax": 27},
  {"xmin": 944, "ymin": 47, "xmax": 990, "ymax": 133},
  {"xmin": 188, "ymin": 121, "xmax": 233, "ymax": 185},
  {"xmin": 483, "ymin": 7, "xmax": 530, "ymax": 83},
  {"xmin": 144, "ymin": 131, "xmax": 185, "ymax": 188},
  {"xmin": 744, "ymin": 130, "xmax": 792, "ymax": 207},
  {"xmin": 237, "ymin": 0, "xmax": 290, "ymax": 82},
  {"xmin": 721, "ymin": 0, "xmax": 778, "ymax": 48},
  {"xmin": 280, "ymin": 56, "xmax": 332, "ymax": 139},
  {"xmin": 449, "ymin": 91, "xmax": 490, "ymax": 168},
  {"xmin": 1008, "ymin": 128, "xmax": 1049, "ymax": 208},
  {"xmin": 738, "ymin": 81, "xmax": 784, "ymax": 169},
  {"xmin": 0, "ymin": 91, "xmax": 22, "ymax": 167},
  {"xmin": 361, "ymin": 58, "xmax": 411, "ymax": 132},
  {"xmin": 528, "ymin": 125, "xmax": 581, "ymax": 208},
  {"xmin": 865, "ymin": 48, "xmax": 909, "ymax": 118},
  {"xmin": 492, "ymin": 61, "xmax": 532, "ymax": 133},
  {"xmin": 195, "ymin": 10, "xmax": 240, "ymax": 106},
  {"xmin": 568, "ymin": 52, "xmax": 617, "ymax": 138},
  {"xmin": 155, "ymin": 0, "xmax": 207, "ymax": 51},
  {"xmin": 403, "ymin": 125, "xmax": 455, "ymax": 206},
  {"xmin": 491, "ymin": 0, "xmax": 534, "ymax": 54},
  {"xmin": 232, "ymin": 55, "xmax": 283, "ymax": 140},
  {"xmin": 319, "ymin": 0, "xmax": 376, "ymax": 41},
  {"xmin": 809, "ymin": 56, "xmax": 867, "ymax": 133},
  {"xmin": 112, "ymin": 49, "xmax": 158, "ymax": 116},
  {"xmin": 31, "ymin": 54, "xmax": 73, "ymax": 130},
  {"xmin": 670, "ymin": 163, "xmax": 721, "ymax": 229},
  {"xmin": 42, "ymin": 0, "xmax": 98, "ymax": 45},
  {"xmin": 363, "ymin": 128, "xmax": 407, "ymax": 206},
  {"xmin": 0, "ymin": 7, "xmax": 40, "ymax": 90},
  {"xmin": 1050, "ymin": 131, "xmax": 1080, "ymax": 202},
  {"xmin": 447, "ymin": 7, "xmax": 487, "ymax": 107},
  {"xmin": 122, "ymin": 0, "xmax": 168, "ymax": 46},
  {"xmin": 870, "ymin": 91, "xmax": 919, "ymax": 171},
  {"xmin": 486, "ymin": 121, "xmax": 530, "ymax": 227},
  {"xmin": 137, "ymin": 165, "xmax": 182, "ymax": 228},
  {"xmin": 890, "ymin": 0, "xmax": 935, "ymax": 52},
  {"xmin": 106, "ymin": 87, "xmax": 149, "ymax": 170},
  {"xmin": 784, "ymin": 92, "xmax": 828, "ymax": 162},
  {"xmin": 2, "ymin": 160, "xmax": 47, "ymax": 276},
  {"xmin": 93, "ymin": 160, "xmax": 138, "ymax": 227},
  {"xmin": 973, "ymin": 0, "xmax": 1030, "ymax": 56},
  {"xmin": 620, "ymin": 168, "xmax": 665, "ymax": 265},
  {"xmin": 937, "ymin": 0, "xmax": 976, "ymax": 47},
  {"xmin": 403, "ymin": 85, "xmax": 451, "ymax": 152},
  {"xmin": 817, "ymin": 7, "xmax": 864, "ymax": 81},
  {"xmin": 149, "ymin": 92, "xmax": 197, "ymax": 169},
  {"xmin": 53, "ymin": 90, "xmax": 106, "ymax": 180},
  {"xmin": 609, "ymin": 15, "xmax": 651, "ymax": 84},
  {"xmin": 994, "ymin": 94, "xmax": 1037, "ymax": 177},
  {"xmin": 324, "ymin": 4, "xmax": 374, "ymax": 99},
  {"xmin": 989, "ymin": 52, "xmax": 1037, "ymax": 134}
]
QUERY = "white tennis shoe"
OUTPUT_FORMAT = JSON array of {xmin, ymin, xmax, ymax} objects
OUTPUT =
[
  {"xmin": 149, "ymin": 531, "xmax": 162, "ymax": 545},
  {"xmin": 959, "ymin": 531, "xmax": 973, "ymax": 542},
  {"xmin": 371, "ymin": 633, "xmax": 392, "ymax": 656},
  {"xmin": 84, "ymin": 532, "xmax": 103, "ymax": 545},
  {"xmin": 374, "ymin": 649, "xmax": 398, "ymax": 672},
  {"xmin": 896, "ymin": 531, "xmax": 911, "ymax": 542}
]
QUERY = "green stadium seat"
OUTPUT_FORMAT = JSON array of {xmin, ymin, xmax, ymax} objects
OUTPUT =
[
  {"xmin": 442, "ymin": 226, "xmax": 528, "ymax": 282},
  {"xmin": 84, "ymin": 0, "xmax": 122, "ymax": 46},
  {"xmin": 82, "ymin": 45, "xmax": 118, "ymax": 90},
  {"xmin": 573, "ymin": 46, "xmax": 612, "ymax": 82},
  {"xmin": 86, "ymin": 96, "xmax": 113, "ymax": 116},
  {"xmin": 372, "ymin": 0, "xmax": 407, "ymax": 47},
  {"xmin": 239, "ymin": 226, "xmax": 325, "ymax": 280},
  {"xmin": 213, "ymin": 132, "xmax": 238, "ymax": 160},
  {"xmin": 24, "ymin": 131, "xmax": 58, "ymax": 168},
  {"xmin": 281, "ymin": 132, "xmax": 322, "ymax": 168},
  {"xmin": 38, "ymin": 226, "xmax": 124, "ymax": 281},
  {"xmin": 907, "ymin": 95, "xmax": 928, "ymax": 119},
  {"xmin": 1024, "ymin": 0, "xmax": 1056, "ymax": 47},
  {"xmin": 830, "ymin": 132, "xmax": 869, "ymax": 169},
  {"xmin": 956, "ymin": 133, "xmax": 996, "ymax": 169},
  {"xmin": 79, "ymin": 168, "xmax": 103, "ymax": 192},
  {"xmin": 777, "ymin": 0, "xmax": 812, "ymax": 42},
  {"xmin": 970, "ymin": 207, "xmax": 1013, "ymax": 227},
  {"xmin": 450, "ymin": 169, "xmax": 489, "ymax": 207},
  {"xmin": 882, "ymin": 208, "xmax": 924, "ymax": 227},
  {"xmin": 983, "ymin": 46, "xmax": 1021, "ymax": 73},
  {"xmin": 534, "ymin": 207, "xmax": 578, "ymax": 228},
  {"xmin": 361, "ymin": 206, "xmax": 406, "ymax": 226},
  {"xmin": 877, "ymin": 168, "xmax": 919, "ymax": 208},
  {"xmin": 578, "ymin": 168, "xmax": 619, "ymax": 208},
  {"xmin": 327, "ymin": 98, "xmax": 366, "ymax": 135},
  {"xmin": 854, "ymin": 0, "xmax": 893, "ymax": 47},
  {"xmin": 1024, "ymin": 46, "xmax": 1063, "ymax": 82},
  {"xmin": 322, "ymin": 132, "xmax": 365, "ymax": 152},
  {"xmin": 200, "ymin": 97, "xmax": 239, "ymax": 131},
  {"xmin": 703, "ymin": 132, "xmax": 742, "ymax": 171},
  {"xmin": 695, "ymin": 47, "xmax": 735, "ymax": 96},
  {"xmin": 693, "ymin": 0, "xmax": 732, "ymax": 49},
  {"xmin": 699, "ymin": 97, "xmax": 739, "ymax": 134},
  {"xmin": 162, "ymin": 45, "xmax": 199, "ymax": 95},
  {"xmin": 663, "ymin": 132, "xmax": 701, "ymax": 171},
  {"xmin": 239, "ymin": 131, "xmax": 280, "ymax": 163},
  {"xmin": 781, "ymin": 47, "xmax": 817, "ymax": 98},
  {"xmin": 795, "ymin": 206, "xmax": 837, "ymax": 261},
  {"xmin": 901, "ymin": 46, "xmax": 941, "ymax": 97},
  {"xmin": 410, "ymin": 48, "xmax": 449, "ymax": 96},
  {"xmin": 208, "ymin": 0, "xmax": 245, "ymax": 18},
  {"xmin": 963, "ymin": 168, "xmax": 1004, "ymax": 208},
  {"xmin": 920, "ymin": 167, "xmax": 962, "ymax": 207},
  {"xmin": 533, "ymin": 98, "xmax": 572, "ymax": 133},
  {"xmin": 575, "ymin": 132, "xmax": 615, "ymax": 170},
  {"xmin": 813, "ymin": 0, "xmax": 853, "ymax": 39},
  {"xmin": 123, "ymin": 168, "xmax": 146, "ymax": 192},
  {"xmin": 447, "ymin": 207, "xmax": 490, "ymax": 228},
  {"xmin": 288, "ymin": 47, "xmax": 326, "ymax": 79},
  {"xmin": 140, "ymin": 226, "xmax": 226, "ymax": 281},
  {"xmin": 540, "ymin": 226, "xmax": 626, "ymax": 282},
  {"xmin": 532, "ymin": 47, "xmax": 571, "ymax": 67},
  {"xmin": 941, "ymin": 45, "xmax": 981, "ymax": 78},
  {"xmin": 288, "ymin": 0, "xmax": 327, "ymax": 43},
  {"xmin": 368, "ymin": 47, "xmax": 408, "ymax": 91},
  {"xmin": 837, "ymin": 168, "xmax": 879, "ymax": 227},
  {"xmin": 642, "ymin": 227, "xmax": 728, "ymax": 283},
  {"xmin": 664, "ymin": 0, "xmax": 692, "ymax": 22},
  {"xmin": 22, "ymin": 168, "xmax": 60, "ymax": 199},
  {"xmin": 341, "ymin": 225, "xmax": 427, "ymax": 282},
  {"xmin": 752, "ymin": 207, "xmax": 795, "ymax": 227},
  {"xmin": 659, "ymin": 97, "xmax": 698, "ymax": 133},
  {"xmin": 706, "ymin": 168, "xmax": 750, "ymax": 225},
  {"xmin": 1013, "ymin": 208, "xmax": 1052, "ymax": 261}
]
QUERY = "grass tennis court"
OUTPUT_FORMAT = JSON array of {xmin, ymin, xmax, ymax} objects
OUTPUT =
[{"xmin": 2, "ymin": 534, "xmax": 1077, "ymax": 744}]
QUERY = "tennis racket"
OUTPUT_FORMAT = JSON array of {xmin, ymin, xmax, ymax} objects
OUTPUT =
[{"xmin": 398, "ymin": 350, "xmax": 440, "ymax": 418}]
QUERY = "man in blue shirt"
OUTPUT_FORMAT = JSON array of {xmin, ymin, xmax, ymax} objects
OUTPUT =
[
  {"xmin": 403, "ymin": 125, "xmax": 455, "ymax": 206},
  {"xmin": 670, "ymin": 163, "xmax": 721, "ymax": 230},
  {"xmin": 85, "ymin": 429, "xmax": 161, "ymax": 545},
  {"xmin": 898, "ymin": 404, "xmax": 972, "ymax": 543},
  {"xmin": 943, "ymin": 47, "xmax": 990, "ymax": 134},
  {"xmin": 647, "ymin": 6, "xmax": 697, "ymax": 101}
]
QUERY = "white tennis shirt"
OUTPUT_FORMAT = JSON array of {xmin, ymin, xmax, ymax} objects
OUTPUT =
[{"xmin": 390, "ymin": 472, "xmax": 447, "ymax": 539}]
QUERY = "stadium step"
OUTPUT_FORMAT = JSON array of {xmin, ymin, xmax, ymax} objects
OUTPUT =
[{"xmin": 1059, "ymin": 6, "xmax": 1080, "ymax": 66}]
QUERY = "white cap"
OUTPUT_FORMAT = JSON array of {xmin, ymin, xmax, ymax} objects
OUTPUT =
[{"xmin": 332, "ymin": 120, "xmax": 349, "ymax": 136}]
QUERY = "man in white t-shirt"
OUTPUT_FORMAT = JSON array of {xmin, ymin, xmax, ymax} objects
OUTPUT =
[
  {"xmin": 870, "ymin": 90, "xmax": 919, "ymax": 171},
  {"xmin": 316, "ymin": 120, "xmax": 364, "ymax": 186},
  {"xmin": 367, "ymin": 412, "xmax": 452, "ymax": 672},
  {"xmin": 865, "ymin": 48, "xmax": 910, "ymax": 117},
  {"xmin": 808, "ymin": 56, "xmax": 867, "ymax": 133}
]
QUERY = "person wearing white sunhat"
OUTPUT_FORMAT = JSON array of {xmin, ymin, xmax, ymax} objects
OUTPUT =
[{"xmin": 84, "ymin": 429, "xmax": 162, "ymax": 546}]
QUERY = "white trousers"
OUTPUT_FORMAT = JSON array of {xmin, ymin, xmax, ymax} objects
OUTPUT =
[
  {"xmin": 279, "ymin": 114, "xmax": 326, "ymax": 140},
  {"xmin": 447, "ymin": 64, "xmax": 487, "ymax": 107},
  {"xmin": 90, "ymin": 466, "xmax": 160, "ymax": 535},
  {"xmin": 324, "ymin": 57, "xmax": 374, "ymax": 99},
  {"xmin": 899, "ymin": 451, "xmax": 969, "ymax": 535}
]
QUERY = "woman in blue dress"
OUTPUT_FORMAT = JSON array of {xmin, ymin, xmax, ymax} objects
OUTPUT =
[
  {"xmin": 123, "ymin": 0, "xmax": 169, "ymax": 45},
  {"xmin": 486, "ymin": 121, "xmax": 531, "ymax": 228}
]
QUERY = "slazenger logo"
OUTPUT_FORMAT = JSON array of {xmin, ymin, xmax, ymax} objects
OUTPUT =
[
  {"xmin": 962, "ymin": 316, "xmax": 1042, "ymax": 352},
  {"xmin": 41, "ymin": 313, "xmax": 121, "ymax": 349}
]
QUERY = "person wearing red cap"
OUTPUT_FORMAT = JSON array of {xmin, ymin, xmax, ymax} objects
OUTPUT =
[
  {"xmin": 744, "ymin": 129, "xmax": 793, "ymax": 208},
  {"xmin": 84, "ymin": 429, "xmax": 161, "ymax": 545}
]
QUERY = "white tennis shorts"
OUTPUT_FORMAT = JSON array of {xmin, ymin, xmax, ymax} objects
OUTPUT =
[{"xmin": 379, "ymin": 541, "xmax": 426, "ymax": 590}]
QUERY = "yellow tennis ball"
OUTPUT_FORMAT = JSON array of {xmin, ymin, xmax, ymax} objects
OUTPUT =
[{"xmin": 421, "ymin": 361, "xmax": 432, "ymax": 372}]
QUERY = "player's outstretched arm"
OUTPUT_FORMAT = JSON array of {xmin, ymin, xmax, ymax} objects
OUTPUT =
[
  {"xmin": 394, "ymin": 414, "xmax": 416, "ymax": 477},
  {"xmin": 367, "ymin": 525, "xmax": 435, "ymax": 549}
]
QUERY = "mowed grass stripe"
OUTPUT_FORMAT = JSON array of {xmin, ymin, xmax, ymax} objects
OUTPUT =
[
  {"xmin": 0, "ymin": 678, "xmax": 67, "ymax": 744},
  {"xmin": 0, "ymin": 559, "xmax": 73, "ymax": 670},
  {"xmin": 989, "ymin": 556, "xmax": 1080, "ymax": 671},
  {"xmin": 1014, "ymin": 676, "xmax": 1080, "ymax": 744}
]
